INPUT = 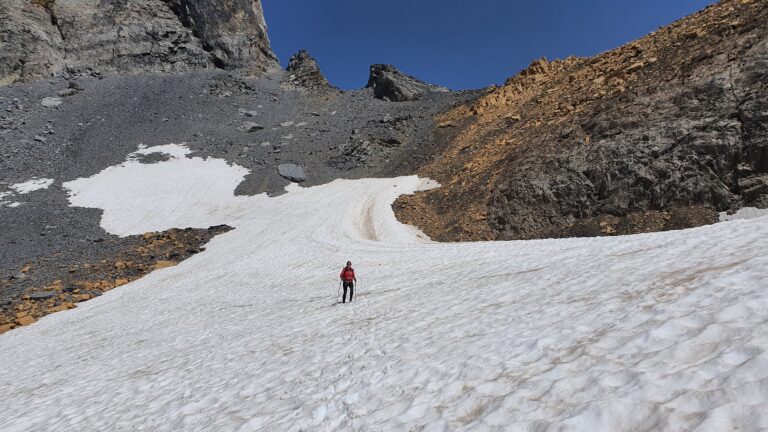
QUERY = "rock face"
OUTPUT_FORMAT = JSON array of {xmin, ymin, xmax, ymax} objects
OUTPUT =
[
  {"xmin": 0, "ymin": 0, "xmax": 278, "ymax": 84},
  {"xmin": 367, "ymin": 64, "xmax": 447, "ymax": 102},
  {"xmin": 395, "ymin": 0, "xmax": 768, "ymax": 241},
  {"xmin": 285, "ymin": 49, "xmax": 333, "ymax": 90}
]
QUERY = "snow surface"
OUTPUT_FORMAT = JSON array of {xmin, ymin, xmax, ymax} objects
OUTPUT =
[
  {"xmin": 720, "ymin": 207, "xmax": 768, "ymax": 222},
  {"xmin": 2, "ymin": 145, "xmax": 768, "ymax": 431},
  {"xmin": 0, "ymin": 177, "xmax": 54, "ymax": 207},
  {"xmin": 9, "ymin": 177, "xmax": 54, "ymax": 194}
]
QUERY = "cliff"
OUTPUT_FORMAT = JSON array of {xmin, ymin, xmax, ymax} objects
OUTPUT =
[{"xmin": 0, "ymin": 0, "xmax": 278, "ymax": 84}]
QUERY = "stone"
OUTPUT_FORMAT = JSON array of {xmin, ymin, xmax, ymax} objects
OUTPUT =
[
  {"xmin": 154, "ymin": 260, "xmax": 176, "ymax": 270},
  {"xmin": 115, "ymin": 278, "xmax": 130, "ymax": 287},
  {"xmin": 367, "ymin": 64, "xmax": 448, "ymax": 102},
  {"xmin": 0, "ymin": 323, "xmax": 15, "ymax": 334},
  {"xmin": 15, "ymin": 315, "xmax": 36, "ymax": 326},
  {"xmin": 57, "ymin": 88, "xmax": 78, "ymax": 97},
  {"xmin": 241, "ymin": 122, "xmax": 264, "ymax": 132},
  {"xmin": 238, "ymin": 109, "xmax": 258, "ymax": 117},
  {"xmin": 40, "ymin": 97, "xmax": 62, "ymax": 107},
  {"xmin": 627, "ymin": 61, "xmax": 645, "ymax": 73},
  {"xmin": 48, "ymin": 304, "xmax": 70, "ymax": 313},
  {"xmin": 277, "ymin": 164, "xmax": 307, "ymax": 183},
  {"xmin": 29, "ymin": 291, "xmax": 57, "ymax": 300},
  {"xmin": 72, "ymin": 294, "xmax": 92, "ymax": 302},
  {"xmin": 34, "ymin": 135, "xmax": 47, "ymax": 143}
]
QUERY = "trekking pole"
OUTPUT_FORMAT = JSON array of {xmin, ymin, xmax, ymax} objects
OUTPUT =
[{"xmin": 336, "ymin": 280, "xmax": 342, "ymax": 304}]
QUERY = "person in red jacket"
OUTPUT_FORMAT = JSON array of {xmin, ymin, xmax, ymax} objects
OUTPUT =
[{"xmin": 339, "ymin": 261, "xmax": 356, "ymax": 303}]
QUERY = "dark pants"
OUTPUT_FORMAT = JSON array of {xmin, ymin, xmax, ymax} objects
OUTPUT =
[{"xmin": 342, "ymin": 281, "xmax": 354, "ymax": 303}]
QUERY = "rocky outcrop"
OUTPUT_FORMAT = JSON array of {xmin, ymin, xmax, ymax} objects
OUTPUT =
[
  {"xmin": 0, "ymin": 0, "xmax": 278, "ymax": 84},
  {"xmin": 395, "ymin": 0, "xmax": 768, "ymax": 241},
  {"xmin": 367, "ymin": 64, "xmax": 448, "ymax": 102},
  {"xmin": 285, "ymin": 49, "xmax": 334, "ymax": 90}
]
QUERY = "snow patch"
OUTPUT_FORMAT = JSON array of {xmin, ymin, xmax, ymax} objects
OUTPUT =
[
  {"xmin": 128, "ymin": 143, "xmax": 194, "ymax": 161},
  {"xmin": 720, "ymin": 207, "xmax": 768, "ymax": 221},
  {"xmin": 0, "ymin": 178, "xmax": 55, "ymax": 207},
  {"xmin": 9, "ymin": 178, "xmax": 54, "ymax": 194},
  {"xmin": 64, "ymin": 144, "xmax": 250, "ymax": 236}
]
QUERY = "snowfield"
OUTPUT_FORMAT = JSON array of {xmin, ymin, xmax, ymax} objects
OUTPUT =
[{"xmin": 2, "ymin": 145, "xmax": 768, "ymax": 431}]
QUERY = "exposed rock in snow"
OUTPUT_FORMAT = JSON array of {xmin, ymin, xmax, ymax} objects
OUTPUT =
[{"xmin": 277, "ymin": 163, "xmax": 307, "ymax": 183}]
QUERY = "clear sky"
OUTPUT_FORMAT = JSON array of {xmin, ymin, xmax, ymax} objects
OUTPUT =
[{"xmin": 262, "ymin": 0, "xmax": 716, "ymax": 90}]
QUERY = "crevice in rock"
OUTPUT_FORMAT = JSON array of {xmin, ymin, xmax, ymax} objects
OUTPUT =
[{"xmin": 32, "ymin": 0, "xmax": 65, "ymax": 41}]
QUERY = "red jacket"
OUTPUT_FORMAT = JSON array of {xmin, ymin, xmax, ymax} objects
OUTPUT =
[{"xmin": 340, "ymin": 266, "xmax": 356, "ymax": 281}]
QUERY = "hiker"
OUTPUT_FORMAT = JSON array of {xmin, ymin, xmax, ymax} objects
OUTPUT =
[{"xmin": 339, "ymin": 261, "xmax": 356, "ymax": 303}]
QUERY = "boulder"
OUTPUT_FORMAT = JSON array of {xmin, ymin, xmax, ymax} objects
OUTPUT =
[
  {"xmin": 40, "ymin": 97, "xmax": 62, "ymax": 107},
  {"xmin": 241, "ymin": 122, "xmax": 264, "ymax": 132},
  {"xmin": 15, "ymin": 315, "xmax": 36, "ymax": 326},
  {"xmin": 29, "ymin": 291, "xmax": 57, "ymax": 300},
  {"xmin": 278, "ymin": 164, "xmax": 307, "ymax": 183}
]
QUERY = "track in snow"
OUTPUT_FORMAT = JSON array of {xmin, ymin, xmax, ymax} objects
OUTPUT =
[{"xmin": 1, "ymin": 145, "xmax": 767, "ymax": 431}]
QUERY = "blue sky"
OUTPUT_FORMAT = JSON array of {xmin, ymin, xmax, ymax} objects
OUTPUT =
[{"xmin": 262, "ymin": 0, "xmax": 716, "ymax": 90}]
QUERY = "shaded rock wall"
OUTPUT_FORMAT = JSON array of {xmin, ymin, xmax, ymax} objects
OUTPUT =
[
  {"xmin": 395, "ymin": 0, "xmax": 768, "ymax": 241},
  {"xmin": 0, "ymin": 0, "xmax": 278, "ymax": 84}
]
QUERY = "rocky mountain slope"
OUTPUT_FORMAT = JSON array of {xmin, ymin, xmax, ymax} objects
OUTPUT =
[
  {"xmin": 0, "ymin": 51, "xmax": 474, "ymax": 331},
  {"xmin": 3, "ymin": 0, "xmax": 767, "ymax": 332},
  {"xmin": 0, "ymin": 0, "xmax": 278, "ymax": 84},
  {"xmin": 395, "ymin": 0, "xmax": 768, "ymax": 241}
]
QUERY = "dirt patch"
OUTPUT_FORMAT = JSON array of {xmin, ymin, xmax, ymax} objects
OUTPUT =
[{"xmin": 0, "ymin": 225, "xmax": 232, "ymax": 334}]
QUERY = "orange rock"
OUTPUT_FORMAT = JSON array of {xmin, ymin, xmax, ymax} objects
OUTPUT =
[
  {"xmin": 115, "ymin": 278, "xmax": 130, "ymax": 287},
  {"xmin": 16, "ymin": 315, "xmax": 36, "ymax": 326},
  {"xmin": 627, "ymin": 61, "xmax": 645, "ymax": 73},
  {"xmin": 72, "ymin": 294, "xmax": 92, "ymax": 302},
  {"xmin": 0, "ymin": 324, "xmax": 15, "ymax": 334},
  {"xmin": 154, "ymin": 260, "xmax": 176, "ymax": 270}
]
